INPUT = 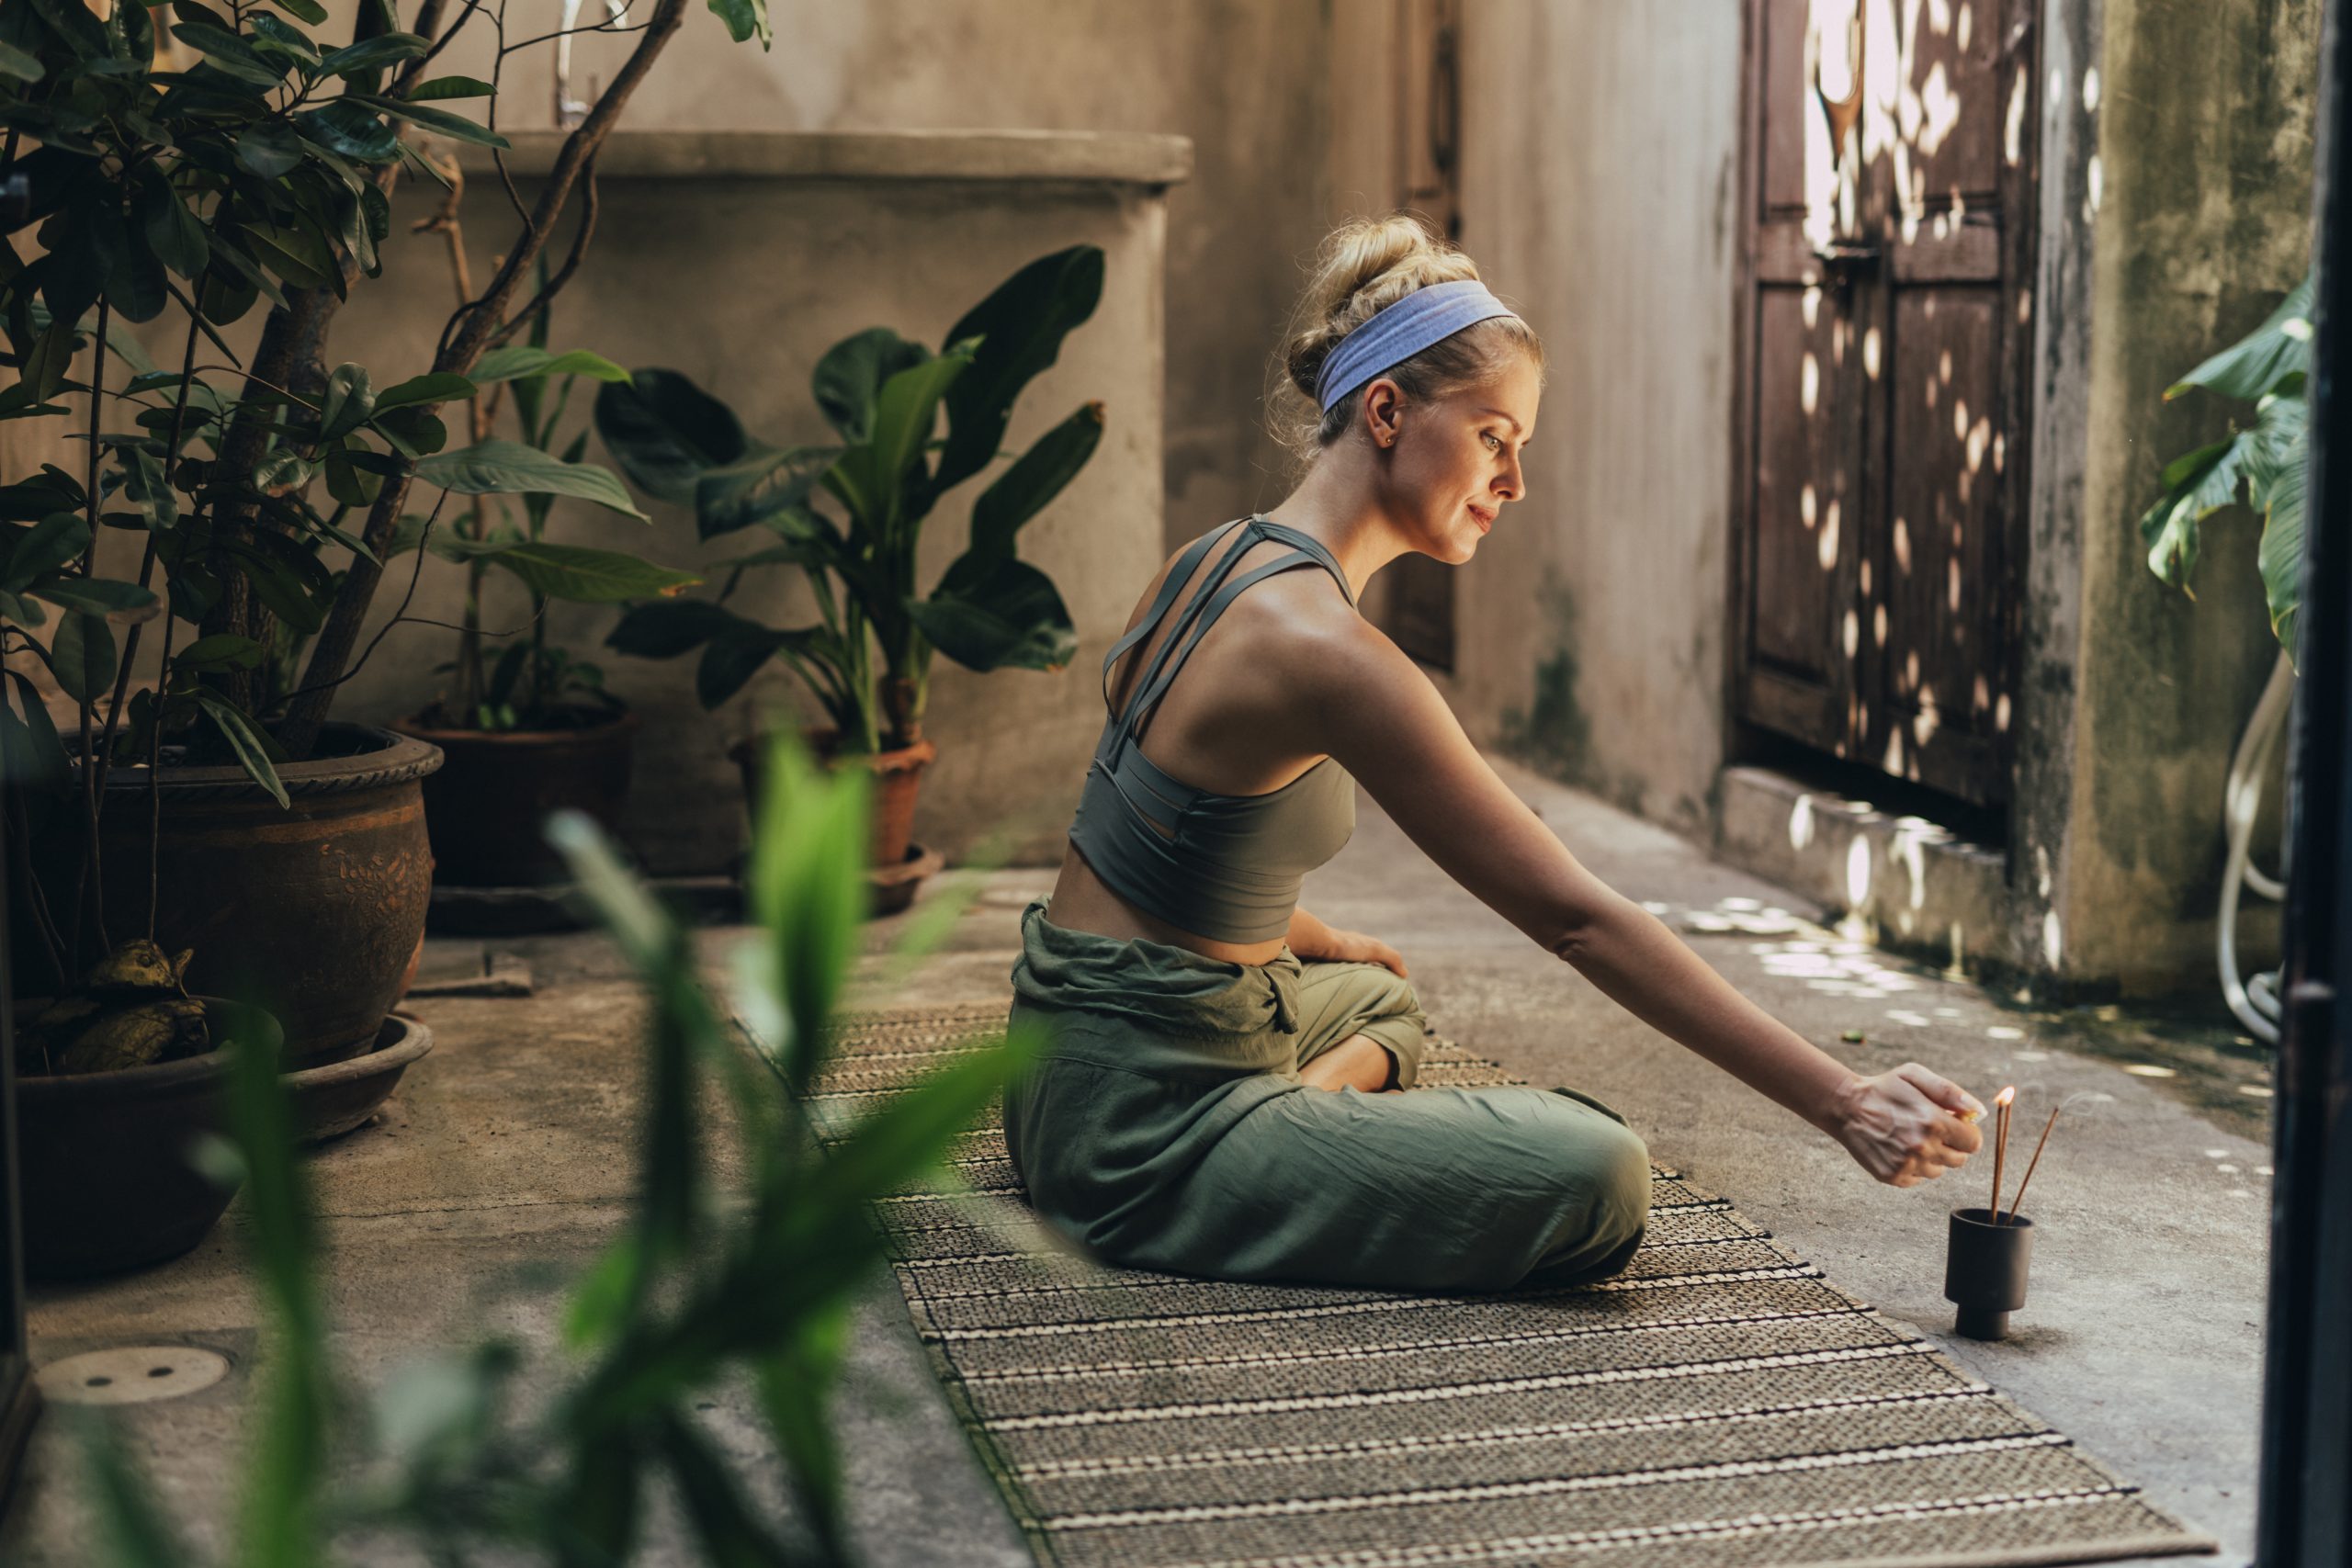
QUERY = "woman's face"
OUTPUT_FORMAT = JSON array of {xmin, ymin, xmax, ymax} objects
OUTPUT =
[{"xmin": 1376, "ymin": 352, "xmax": 1541, "ymax": 564}]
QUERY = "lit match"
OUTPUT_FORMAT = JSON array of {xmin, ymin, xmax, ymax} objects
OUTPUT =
[{"xmin": 1988, "ymin": 1084, "xmax": 2017, "ymax": 1220}]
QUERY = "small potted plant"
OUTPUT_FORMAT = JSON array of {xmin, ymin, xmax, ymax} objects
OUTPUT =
[
  {"xmin": 392, "ymin": 265, "xmax": 700, "ymax": 894},
  {"xmin": 592, "ymin": 246, "xmax": 1106, "ymax": 909}
]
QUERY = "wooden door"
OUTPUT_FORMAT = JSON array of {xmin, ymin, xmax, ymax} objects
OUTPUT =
[{"xmin": 1733, "ymin": 0, "xmax": 2038, "ymax": 807}]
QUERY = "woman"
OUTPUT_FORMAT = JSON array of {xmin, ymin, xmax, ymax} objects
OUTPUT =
[{"xmin": 1002, "ymin": 214, "xmax": 1985, "ymax": 1293}]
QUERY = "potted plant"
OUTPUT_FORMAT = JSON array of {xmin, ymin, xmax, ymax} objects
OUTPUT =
[
  {"xmin": 591, "ymin": 246, "xmax": 1105, "ymax": 908},
  {"xmin": 0, "ymin": 0, "xmax": 762, "ymax": 1267},
  {"xmin": 392, "ymin": 261, "xmax": 699, "ymax": 893}
]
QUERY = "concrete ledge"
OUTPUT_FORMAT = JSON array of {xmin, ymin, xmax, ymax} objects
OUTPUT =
[
  {"xmin": 1714, "ymin": 764, "xmax": 2007, "ymax": 973},
  {"xmin": 456, "ymin": 128, "xmax": 1194, "ymax": 186}
]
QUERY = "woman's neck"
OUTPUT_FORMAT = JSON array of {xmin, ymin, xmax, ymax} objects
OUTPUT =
[{"xmin": 1260, "ymin": 457, "xmax": 1419, "ymax": 604}]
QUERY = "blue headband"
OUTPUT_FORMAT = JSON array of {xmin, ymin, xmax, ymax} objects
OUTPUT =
[{"xmin": 1314, "ymin": 278, "xmax": 1523, "ymax": 413}]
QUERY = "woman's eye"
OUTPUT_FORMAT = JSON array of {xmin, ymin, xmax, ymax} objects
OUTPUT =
[{"xmin": 1483, "ymin": 433, "xmax": 1502, "ymax": 451}]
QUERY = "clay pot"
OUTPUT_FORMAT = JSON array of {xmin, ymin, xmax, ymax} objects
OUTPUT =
[
  {"xmin": 1946, "ymin": 1206, "xmax": 2036, "ymax": 1341},
  {"xmin": 16, "ymin": 998, "xmax": 276, "ymax": 1280},
  {"xmin": 285, "ymin": 1012, "xmax": 434, "ymax": 1144},
  {"xmin": 17, "ymin": 724, "xmax": 440, "ymax": 1070},
  {"xmin": 399, "ymin": 710, "xmax": 639, "ymax": 887},
  {"xmin": 729, "ymin": 729, "xmax": 937, "ymax": 869}
]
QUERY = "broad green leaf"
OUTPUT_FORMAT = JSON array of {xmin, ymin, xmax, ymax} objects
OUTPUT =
[
  {"xmin": 51, "ymin": 611, "xmax": 115, "ymax": 704},
  {"xmin": 0, "ymin": 39, "xmax": 43, "ymax": 81},
  {"xmin": 592, "ymin": 368, "xmax": 750, "ymax": 504},
  {"xmin": 705, "ymin": 0, "xmax": 770, "ymax": 47},
  {"xmin": 696, "ymin": 625, "xmax": 796, "ymax": 707},
  {"xmin": 2166, "ymin": 273, "xmax": 2313, "ymax": 402},
  {"xmin": 198, "ymin": 694, "xmax": 290, "ymax": 807},
  {"xmin": 413, "ymin": 439, "xmax": 650, "ymax": 519},
  {"xmin": 605, "ymin": 597, "xmax": 749, "ymax": 658},
  {"xmin": 6, "ymin": 511, "xmax": 92, "ymax": 591},
  {"xmin": 481, "ymin": 542, "xmax": 700, "ymax": 603},
  {"xmin": 969, "ymin": 400, "xmax": 1102, "ymax": 558},
  {"xmin": 912, "ymin": 553, "xmax": 1077, "ymax": 672},
  {"xmin": 2137, "ymin": 435, "xmax": 2248, "ymax": 594},
  {"xmin": 694, "ymin": 443, "xmax": 838, "ymax": 540},
  {"xmin": 371, "ymin": 370, "xmax": 475, "ymax": 412},
  {"xmin": 297, "ymin": 100, "xmax": 401, "ymax": 164},
  {"xmin": 935, "ymin": 245, "xmax": 1105, "ymax": 491},
  {"xmin": 169, "ymin": 21, "xmax": 287, "ymax": 85},
  {"xmin": 470, "ymin": 344, "xmax": 630, "ymax": 385},
  {"xmin": 820, "ymin": 352, "xmax": 970, "ymax": 528},
  {"xmin": 243, "ymin": 223, "xmax": 338, "ymax": 292},
  {"xmin": 1, "ymin": 671, "xmax": 68, "ymax": 788},
  {"xmin": 811, "ymin": 328, "xmax": 930, "ymax": 446},
  {"xmin": 316, "ymin": 30, "xmax": 426, "ymax": 75},
  {"xmin": 406, "ymin": 73, "xmax": 493, "ymax": 100},
  {"xmin": 174, "ymin": 633, "xmax": 266, "ymax": 671},
  {"xmin": 352, "ymin": 93, "xmax": 511, "ymax": 149},
  {"xmin": 655, "ymin": 1410, "xmax": 797, "ymax": 1566},
  {"xmin": 29, "ymin": 576, "xmax": 159, "ymax": 618},
  {"xmin": 317, "ymin": 363, "xmax": 375, "ymax": 440},
  {"xmin": 235, "ymin": 120, "xmax": 306, "ymax": 179}
]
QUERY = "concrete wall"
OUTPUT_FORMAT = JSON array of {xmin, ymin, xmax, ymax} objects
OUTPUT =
[
  {"xmin": 530, "ymin": 0, "xmax": 1337, "ymax": 551},
  {"xmin": 1328, "ymin": 2, "xmax": 1747, "ymax": 844},
  {"xmin": 2030, "ymin": 0, "xmax": 2316, "ymax": 992}
]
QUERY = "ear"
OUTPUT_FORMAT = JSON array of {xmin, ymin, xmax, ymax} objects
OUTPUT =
[{"xmin": 1362, "ymin": 377, "xmax": 1405, "ymax": 448}]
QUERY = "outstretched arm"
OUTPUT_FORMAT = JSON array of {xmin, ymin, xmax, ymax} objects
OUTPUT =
[
  {"xmin": 1303, "ymin": 626, "xmax": 1984, "ymax": 1185},
  {"xmin": 1286, "ymin": 904, "xmax": 1408, "ymax": 976}
]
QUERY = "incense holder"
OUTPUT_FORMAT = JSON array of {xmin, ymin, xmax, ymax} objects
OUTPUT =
[{"xmin": 1945, "ymin": 1206, "xmax": 2035, "ymax": 1340}]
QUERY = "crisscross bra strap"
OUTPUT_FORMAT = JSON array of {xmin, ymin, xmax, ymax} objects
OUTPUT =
[
  {"xmin": 1097, "ymin": 516, "xmax": 1250, "ymax": 719},
  {"xmin": 1096, "ymin": 515, "xmax": 1356, "ymax": 761}
]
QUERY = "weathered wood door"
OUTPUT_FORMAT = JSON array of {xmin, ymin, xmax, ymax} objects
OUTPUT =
[{"xmin": 1733, "ymin": 0, "xmax": 2039, "ymax": 807}]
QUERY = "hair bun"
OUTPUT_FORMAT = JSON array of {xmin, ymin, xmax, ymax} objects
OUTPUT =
[{"xmin": 1282, "ymin": 214, "xmax": 1484, "ymax": 401}]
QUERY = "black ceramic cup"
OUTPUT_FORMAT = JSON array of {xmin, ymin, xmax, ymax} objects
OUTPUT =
[{"xmin": 1945, "ymin": 1206, "xmax": 2035, "ymax": 1340}]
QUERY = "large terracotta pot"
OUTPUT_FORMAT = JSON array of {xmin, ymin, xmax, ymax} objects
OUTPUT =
[
  {"xmin": 15, "ymin": 998, "xmax": 277, "ymax": 1280},
  {"xmin": 16, "ymin": 723, "xmax": 441, "ymax": 1069},
  {"xmin": 397, "ymin": 710, "xmax": 639, "ymax": 887},
  {"xmin": 729, "ymin": 728, "xmax": 936, "ymax": 869}
]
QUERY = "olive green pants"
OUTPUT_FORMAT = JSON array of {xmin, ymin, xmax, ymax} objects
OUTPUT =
[{"xmin": 1001, "ymin": 898, "xmax": 1651, "ymax": 1292}]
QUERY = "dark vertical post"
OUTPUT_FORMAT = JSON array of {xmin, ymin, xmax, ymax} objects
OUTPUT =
[{"xmin": 2257, "ymin": 0, "xmax": 2352, "ymax": 1559}]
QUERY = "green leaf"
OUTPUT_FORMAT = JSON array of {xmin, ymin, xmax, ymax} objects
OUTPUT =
[
  {"xmin": 969, "ymin": 400, "xmax": 1102, "ymax": 558},
  {"xmin": 135, "ymin": 170, "xmax": 209, "ymax": 279},
  {"xmin": 29, "ymin": 576, "xmax": 159, "ymax": 618},
  {"xmin": 375, "ymin": 406, "xmax": 447, "ymax": 457},
  {"xmin": 169, "ymin": 21, "xmax": 288, "ymax": 85},
  {"xmin": 405, "ymin": 73, "xmax": 493, "ymax": 100},
  {"xmin": 2166, "ymin": 273, "xmax": 2313, "ymax": 403},
  {"xmin": 352, "ymin": 93, "xmax": 511, "ymax": 149},
  {"xmin": 1, "ymin": 671, "xmax": 68, "ymax": 789},
  {"xmin": 51, "ymin": 611, "xmax": 115, "ymax": 704},
  {"xmin": 2248, "ymin": 394, "xmax": 2309, "ymax": 660},
  {"xmin": 297, "ymin": 100, "xmax": 401, "ymax": 164},
  {"xmin": 694, "ymin": 444, "xmax": 838, "ymax": 540},
  {"xmin": 413, "ymin": 439, "xmax": 650, "ymax": 519},
  {"xmin": 935, "ymin": 245, "xmax": 1106, "ymax": 492},
  {"xmin": 470, "ymin": 344, "xmax": 630, "ymax": 385},
  {"xmin": 705, "ymin": 0, "xmax": 770, "ymax": 47},
  {"xmin": 592, "ymin": 368, "xmax": 750, "ymax": 504},
  {"xmin": 696, "ymin": 625, "xmax": 797, "ymax": 707},
  {"xmin": 655, "ymin": 1410, "xmax": 797, "ymax": 1567},
  {"xmin": 6, "ymin": 511, "xmax": 92, "ymax": 591},
  {"xmin": 605, "ymin": 597, "xmax": 747, "ymax": 658},
  {"xmin": 811, "ymin": 328, "xmax": 931, "ymax": 445},
  {"xmin": 742, "ymin": 732, "xmax": 865, "ymax": 1088},
  {"xmin": 910, "ymin": 553, "xmax": 1077, "ymax": 672},
  {"xmin": 0, "ymin": 39, "xmax": 45, "ymax": 81},
  {"xmin": 246, "ymin": 13, "xmax": 320, "ymax": 67},
  {"xmin": 235, "ymin": 120, "xmax": 306, "ymax": 179},
  {"xmin": 820, "ymin": 352, "xmax": 970, "ymax": 526},
  {"xmin": 481, "ymin": 542, "xmax": 701, "ymax": 603},
  {"xmin": 266, "ymin": 0, "xmax": 328, "ymax": 22},
  {"xmin": 367, "ymin": 371, "xmax": 472, "ymax": 411},
  {"xmin": 174, "ymin": 633, "xmax": 266, "ymax": 671},
  {"xmin": 243, "ymin": 223, "xmax": 338, "ymax": 293},
  {"xmin": 198, "ymin": 694, "xmax": 290, "ymax": 807},
  {"xmin": 2136, "ymin": 435, "xmax": 2248, "ymax": 594},
  {"xmin": 316, "ymin": 29, "xmax": 426, "ymax": 75},
  {"xmin": 317, "ymin": 363, "xmax": 375, "ymax": 440}
]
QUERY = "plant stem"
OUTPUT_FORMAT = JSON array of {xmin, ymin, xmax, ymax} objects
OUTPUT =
[{"xmin": 71, "ymin": 295, "xmax": 111, "ymax": 969}]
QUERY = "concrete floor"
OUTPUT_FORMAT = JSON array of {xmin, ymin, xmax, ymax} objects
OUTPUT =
[{"xmin": 1, "ymin": 757, "xmax": 2267, "ymax": 1564}]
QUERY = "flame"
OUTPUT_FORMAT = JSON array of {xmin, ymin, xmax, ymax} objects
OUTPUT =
[{"xmin": 1994, "ymin": 1085, "xmax": 2017, "ymax": 1108}]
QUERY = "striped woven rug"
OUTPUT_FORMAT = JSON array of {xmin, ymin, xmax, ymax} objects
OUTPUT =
[{"xmin": 808, "ymin": 1000, "xmax": 2218, "ymax": 1568}]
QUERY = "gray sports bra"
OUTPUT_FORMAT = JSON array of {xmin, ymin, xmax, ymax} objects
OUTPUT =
[{"xmin": 1066, "ymin": 515, "xmax": 1358, "ymax": 944}]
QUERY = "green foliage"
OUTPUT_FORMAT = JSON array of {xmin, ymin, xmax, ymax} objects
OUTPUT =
[
  {"xmin": 594, "ymin": 248, "xmax": 1105, "ymax": 753},
  {"xmin": 2140, "ymin": 272, "xmax": 2312, "ymax": 662},
  {"xmin": 84, "ymin": 730, "xmax": 1040, "ymax": 1564}
]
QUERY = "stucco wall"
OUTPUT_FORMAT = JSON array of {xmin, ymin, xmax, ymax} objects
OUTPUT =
[
  {"xmin": 1433, "ymin": 1, "xmax": 1747, "ymax": 843},
  {"xmin": 2047, "ymin": 0, "xmax": 2315, "ymax": 992},
  {"xmin": 530, "ymin": 0, "xmax": 1336, "ymax": 551}
]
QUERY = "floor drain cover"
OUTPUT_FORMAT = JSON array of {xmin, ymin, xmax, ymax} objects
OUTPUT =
[{"xmin": 36, "ymin": 1346, "xmax": 231, "ymax": 1405}]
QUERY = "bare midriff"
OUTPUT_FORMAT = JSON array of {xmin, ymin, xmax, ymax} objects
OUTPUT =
[{"xmin": 1046, "ymin": 840, "xmax": 1290, "ymax": 967}]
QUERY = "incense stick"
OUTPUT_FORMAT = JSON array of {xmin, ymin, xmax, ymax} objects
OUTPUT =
[
  {"xmin": 1987, "ymin": 1086, "xmax": 2016, "ymax": 1224},
  {"xmin": 2002, "ymin": 1105, "xmax": 2063, "ymax": 1224}
]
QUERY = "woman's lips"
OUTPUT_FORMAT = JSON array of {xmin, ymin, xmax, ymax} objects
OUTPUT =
[{"xmin": 1468, "ymin": 503, "xmax": 1495, "ymax": 532}]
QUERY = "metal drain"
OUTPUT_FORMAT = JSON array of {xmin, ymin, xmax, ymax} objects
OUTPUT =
[{"xmin": 37, "ymin": 1346, "xmax": 231, "ymax": 1405}]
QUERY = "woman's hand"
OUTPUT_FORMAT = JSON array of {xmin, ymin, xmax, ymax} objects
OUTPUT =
[
  {"xmin": 1826, "ymin": 1063, "xmax": 1985, "ymax": 1186},
  {"xmin": 1305, "ymin": 928, "xmax": 1408, "ymax": 977}
]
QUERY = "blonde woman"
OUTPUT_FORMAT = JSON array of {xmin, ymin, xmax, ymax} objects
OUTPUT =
[{"xmin": 1002, "ymin": 215, "xmax": 1986, "ymax": 1292}]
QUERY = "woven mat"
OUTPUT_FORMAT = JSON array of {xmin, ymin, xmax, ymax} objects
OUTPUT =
[{"xmin": 807, "ymin": 1000, "xmax": 2218, "ymax": 1568}]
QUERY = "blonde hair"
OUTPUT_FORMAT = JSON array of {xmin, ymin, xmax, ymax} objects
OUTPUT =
[{"xmin": 1269, "ymin": 213, "xmax": 1545, "ymax": 469}]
